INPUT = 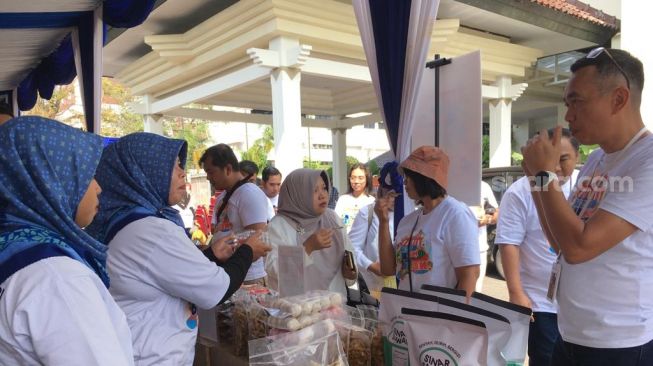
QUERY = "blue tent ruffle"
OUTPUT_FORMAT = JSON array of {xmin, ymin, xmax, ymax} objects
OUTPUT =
[{"xmin": 7, "ymin": 0, "xmax": 156, "ymax": 126}]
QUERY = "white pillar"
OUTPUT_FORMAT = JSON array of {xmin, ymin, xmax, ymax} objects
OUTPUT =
[
  {"xmin": 331, "ymin": 128, "xmax": 347, "ymax": 193},
  {"xmin": 248, "ymin": 36, "xmax": 310, "ymax": 177},
  {"xmin": 620, "ymin": 2, "xmax": 653, "ymax": 130},
  {"xmin": 270, "ymin": 68, "xmax": 303, "ymax": 177},
  {"xmin": 556, "ymin": 103, "xmax": 568, "ymax": 127},
  {"xmin": 144, "ymin": 114, "xmax": 163, "ymax": 135},
  {"xmin": 488, "ymin": 76, "xmax": 527, "ymax": 167}
]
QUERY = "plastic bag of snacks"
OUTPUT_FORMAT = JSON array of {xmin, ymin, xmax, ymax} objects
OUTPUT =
[
  {"xmin": 365, "ymin": 319, "xmax": 385, "ymax": 366},
  {"xmin": 249, "ymin": 320, "xmax": 349, "ymax": 366},
  {"xmin": 334, "ymin": 320, "xmax": 372, "ymax": 366},
  {"xmin": 215, "ymin": 301, "xmax": 234, "ymax": 344},
  {"xmin": 232, "ymin": 285, "xmax": 278, "ymax": 356}
]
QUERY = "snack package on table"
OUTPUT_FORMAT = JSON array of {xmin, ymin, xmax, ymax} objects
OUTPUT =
[
  {"xmin": 249, "ymin": 320, "xmax": 349, "ymax": 366},
  {"xmin": 333, "ymin": 320, "xmax": 372, "ymax": 366},
  {"xmin": 232, "ymin": 284, "xmax": 278, "ymax": 356}
]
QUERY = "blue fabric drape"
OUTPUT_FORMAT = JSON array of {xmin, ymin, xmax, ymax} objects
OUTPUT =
[
  {"xmin": 0, "ymin": 12, "xmax": 83, "ymax": 28},
  {"xmin": 104, "ymin": 0, "xmax": 157, "ymax": 28},
  {"xmin": 8, "ymin": 1, "xmax": 156, "ymax": 121},
  {"xmin": 17, "ymin": 34, "xmax": 77, "ymax": 111},
  {"xmin": 0, "ymin": 116, "xmax": 109, "ymax": 286},
  {"xmin": 86, "ymin": 133, "xmax": 188, "ymax": 243},
  {"xmin": 368, "ymin": 0, "xmax": 411, "ymax": 154}
]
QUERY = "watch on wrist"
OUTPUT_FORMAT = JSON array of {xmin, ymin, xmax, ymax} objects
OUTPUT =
[{"xmin": 534, "ymin": 170, "xmax": 558, "ymax": 189}]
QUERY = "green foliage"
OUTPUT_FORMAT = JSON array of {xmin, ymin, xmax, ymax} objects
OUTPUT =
[
  {"xmin": 303, "ymin": 160, "xmax": 324, "ymax": 169},
  {"xmin": 163, "ymin": 118, "xmax": 211, "ymax": 169},
  {"xmin": 367, "ymin": 160, "xmax": 380, "ymax": 176},
  {"xmin": 346, "ymin": 156, "xmax": 360, "ymax": 171},
  {"xmin": 100, "ymin": 78, "xmax": 144, "ymax": 136},
  {"xmin": 482, "ymin": 135, "xmax": 490, "ymax": 168},
  {"xmin": 23, "ymin": 84, "xmax": 77, "ymax": 123},
  {"xmin": 511, "ymin": 151, "xmax": 523, "ymax": 165},
  {"xmin": 241, "ymin": 126, "xmax": 275, "ymax": 171},
  {"xmin": 578, "ymin": 144, "xmax": 598, "ymax": 164}
]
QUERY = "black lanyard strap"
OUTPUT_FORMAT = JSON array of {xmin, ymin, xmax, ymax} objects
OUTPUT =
[{"xmin": 406, "ymin": 213, "xmax": 421, "ymax": 293}]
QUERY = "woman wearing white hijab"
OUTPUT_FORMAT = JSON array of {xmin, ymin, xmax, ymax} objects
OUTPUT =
[{"xmin": 266, "ymin": 169, "xmax": 357, "ymax": 296}]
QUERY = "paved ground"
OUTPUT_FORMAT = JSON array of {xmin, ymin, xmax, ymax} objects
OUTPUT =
[
  {"xmin": 480, "ymin": 265, "xmax": 531, "ymax": 366},
  {"xmin": 479, "ymin": 264, "xmax": 509, "ymax": 301}
]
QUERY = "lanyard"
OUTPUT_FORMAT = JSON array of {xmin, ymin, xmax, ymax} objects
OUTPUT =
[
  {"xmin": 598, "ymin": 127, "xmax": 648, "ymax": 173},
  {"xmin": 406, "ymin": 214, "xmax": 421, "ymax": 293}
]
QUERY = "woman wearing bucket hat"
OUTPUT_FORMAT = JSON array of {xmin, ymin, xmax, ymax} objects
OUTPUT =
[{"xmin": 375, "ymin": 146, "xmax": 480, "ymax": 297}]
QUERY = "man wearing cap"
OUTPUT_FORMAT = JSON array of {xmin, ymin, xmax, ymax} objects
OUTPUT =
[
  {"xmin": 376, "ymin": 146, "xmax": 480, "ymax": 297},
  {"xmin": 522, "ymin": 48, "xmax": 653, "ymax": 364}
]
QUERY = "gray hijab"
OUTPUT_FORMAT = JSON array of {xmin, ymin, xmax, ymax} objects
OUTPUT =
[{"xmin": 277, "ymin": 169, "xmax": 342, "ymax": 243}]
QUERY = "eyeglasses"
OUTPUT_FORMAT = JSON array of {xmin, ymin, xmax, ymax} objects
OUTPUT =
[{"xmin": 586, "ymin": 47, "xmax": 630, "ymax": 89}]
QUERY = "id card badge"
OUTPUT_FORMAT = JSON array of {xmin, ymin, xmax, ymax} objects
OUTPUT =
[{"xmin": 547, "ymin": 254, "xmax": 562, "ymax": 302}]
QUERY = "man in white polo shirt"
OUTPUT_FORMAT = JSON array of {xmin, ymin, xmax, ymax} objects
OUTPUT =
[{"xmin": 522, "ymin": 48, "xmax": 653, "ymax": 365}]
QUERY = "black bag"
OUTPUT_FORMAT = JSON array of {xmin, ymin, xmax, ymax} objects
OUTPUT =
[{"xmin": 345, "ymin": 273, "xmax": 379, "ymax": 307}]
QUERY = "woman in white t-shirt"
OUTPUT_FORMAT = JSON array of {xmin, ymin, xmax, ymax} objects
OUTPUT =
[
  {"xmin": 266, "ymin": 169, "xmax": 357, "ymax": 296},
  {"xmin": 86, "ymin": 133, "xmax": 270, "ymax": 366},
  {"xmin": 376, "ymin": 146, "xmax": 480, "ymax": 297},
  {"xmin": 0, "ymin": 117, "xmax": 134, "ymax": 366},
  {"xmin": 335, "ymin": 163, "xmax": 376, "ymax": 233}
]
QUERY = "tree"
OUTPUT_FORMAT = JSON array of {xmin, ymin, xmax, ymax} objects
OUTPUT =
[
  {"xmin": 100, "ymin": 78, "xmax": 143, "ymax": 137},
  {"xmin": 23, "ymin": 84, "xmax": 77, "ymax": 122},
  {"xmin": 23, "ymin": 77, "xmax": 144, "ymax": 135},
  {"xmin": 241, "ymin": 126, "xmax": 274, "ymax": 170},
  {"xmin": 162, "ymin": 117, "xmax": 210, "ymax": 170}
]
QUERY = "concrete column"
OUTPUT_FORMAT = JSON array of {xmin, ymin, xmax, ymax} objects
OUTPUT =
[
  {"xmin": 144, "ymin": 114, "xmax": 163, "ymax": 135},
  {"xmin": 331, "ymin": 128, "xmax": 347, "ymax": 193},
  {"xmin": 556, "ymin": 103, "xmax": 568, "ymax": 127},
  {"xmin": 269, "ymin": 49, "xmax": 303, "ymax": 178},
  {"xmin": 620, "ymin": 2, "xmax": 653, "ymax": 130}
]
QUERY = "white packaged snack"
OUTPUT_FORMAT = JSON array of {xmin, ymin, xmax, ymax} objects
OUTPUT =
[
  {"xmin": 421, "ymin": 284, "xmax": 531, "ymax": 365},
  {"xmin": 470, "ymin": 292, "xmax": 530, "ymax": 365},
  {"xmin": 401, "ymin": 308, "xmax": 488, "ymax": 366},
  {"xmin": 436, "ymin": 297, "xmax": 511, "ymax": 366},
  {"xmin": 420, "ymin": 284, "xmax": 467, "ymax": 302},
  {"xmin": 249, "ymin": 320, "xmax": 348, "ymax": 366},
  {"xmin": 379, "ymin": 288, "xmax": 440, "ymax": 366}
]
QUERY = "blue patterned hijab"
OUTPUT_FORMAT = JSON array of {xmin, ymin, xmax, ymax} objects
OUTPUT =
[
  {"xmin": 0, "ymin": 116, "xmax": 109, "ymax": 286},
  {"xmin": 86, "ymin": 132, "xmax": 188, "ymax": 243}
]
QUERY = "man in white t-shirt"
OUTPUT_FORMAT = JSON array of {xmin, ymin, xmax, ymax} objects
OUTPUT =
[
  {"xmin": 472, "ymin": 181, "xmax": 498, "ymax": 292},
  {"xmin": 498, "ymin": 128, "xmax": 579, "ymax": 366},
  {"xmin": 261, "ymin": 166, "xmax": 282, "ymax": 219},
  {"xmin": 201, "ymin": 144, "xmax": 269, "ymax": 285},
  {"xmin": 522, "ymin": 48, "xmax": 653, "ymax": 365}
]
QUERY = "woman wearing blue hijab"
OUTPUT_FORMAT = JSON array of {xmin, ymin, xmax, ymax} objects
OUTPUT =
[
  {"xmin": 0, "ymin": 117, "xmax": 134, "ymax": 365},
  {"xmin": 87, "ymin": 133, "xmax": 270, "ymax": 366}
]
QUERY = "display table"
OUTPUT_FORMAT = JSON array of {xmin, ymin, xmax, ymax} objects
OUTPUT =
[{"xmin": 193, "ymin": 337, "xmax": 248, "ymax": 366}]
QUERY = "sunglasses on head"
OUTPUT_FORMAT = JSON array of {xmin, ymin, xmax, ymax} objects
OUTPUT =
[{"xmin": 586, "ymin": 47, "xmax": 630, "ymax": 89}]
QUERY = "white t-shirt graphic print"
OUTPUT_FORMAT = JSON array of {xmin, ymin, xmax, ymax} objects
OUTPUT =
[
  {"xmin": 558, "ymin": 134, "xmax": 653, "ymax": 348},
  {"xmin": 393, "ymin": 196, "xmax": 480, "ymax": 292}
]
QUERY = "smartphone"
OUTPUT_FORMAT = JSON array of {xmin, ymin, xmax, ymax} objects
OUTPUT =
[{"xmin": 344, "ymin": 250, "xmax": 356, "ymax": 272}]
